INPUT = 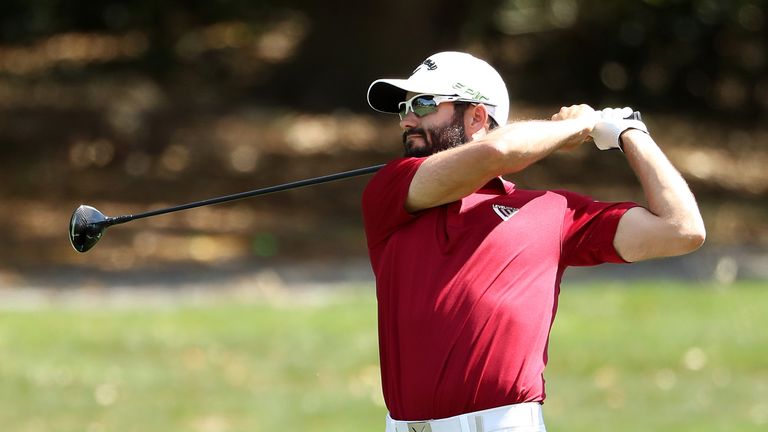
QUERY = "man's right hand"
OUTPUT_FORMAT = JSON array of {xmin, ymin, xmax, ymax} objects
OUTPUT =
[{"xmin": 550, "ymin": 104, "xmax": 600, "ymax": 150}]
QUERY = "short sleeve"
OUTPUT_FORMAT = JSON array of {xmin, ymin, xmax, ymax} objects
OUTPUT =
[
  {"xmin": 558, "ymin": 190, "xmax": 640, "ymax": 266},
  {"xmin": 362, "ymin": 157, "xmax": 425, "ymax": 249}
]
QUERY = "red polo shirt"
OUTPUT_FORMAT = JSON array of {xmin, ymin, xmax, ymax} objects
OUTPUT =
[{"xmin": 362, "ymin": 157, "xmax": 638, "ymax": 421}]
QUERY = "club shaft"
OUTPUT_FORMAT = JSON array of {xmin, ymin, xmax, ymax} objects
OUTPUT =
[{"xmin": 105, "ymin": 164, "xmax": 386, "ymax": 226}]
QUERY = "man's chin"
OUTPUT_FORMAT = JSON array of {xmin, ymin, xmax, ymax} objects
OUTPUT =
[
  {"xmin": 404, "ymin": 147, "xmax": 435, "ymax": 158},
  {"xmin": 404, "ymin": 139, "xmax": 432, "ymax": 157}
]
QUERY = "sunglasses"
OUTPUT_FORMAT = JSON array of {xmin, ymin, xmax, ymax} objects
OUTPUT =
[{"xmin": 398, "ymin": 94, "xmax": 496, "ymax": 120}]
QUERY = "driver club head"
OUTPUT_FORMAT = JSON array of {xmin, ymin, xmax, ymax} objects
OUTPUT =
[{"xmin": 69, "ymin": 205, "xmax": 109, "ymax": 253}]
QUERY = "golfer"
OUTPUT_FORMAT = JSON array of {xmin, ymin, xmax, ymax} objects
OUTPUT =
[{"xmin": 362, "ymin": 51, "xmax": 705, "ymax": 432}]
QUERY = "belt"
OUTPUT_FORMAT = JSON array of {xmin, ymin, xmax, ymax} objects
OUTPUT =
[{"xmin": 386, "ymin": 402, "xmax": 546, "ymax": 432}]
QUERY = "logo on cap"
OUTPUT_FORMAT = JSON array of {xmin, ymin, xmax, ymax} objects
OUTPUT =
[
  {"xmin": 423, "ymin": 59, "xmax": 437, "ymax": 70},
  {"xmin": 412, "ymin": 59, "xmax": 438, "ymax": 75},
  {"xmin": 453, "ymin": 82, "xmax": 489, "ymax": 102}
]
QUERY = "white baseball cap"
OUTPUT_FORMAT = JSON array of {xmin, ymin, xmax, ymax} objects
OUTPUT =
[{"xmin": 367, "ymin": 51, "xmax": 510, "ymax": 126}]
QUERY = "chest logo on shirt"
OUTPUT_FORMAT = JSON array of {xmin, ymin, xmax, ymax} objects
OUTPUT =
[{"xmin": 492, "ymin": 204, "xmax": 519, "ymax": 221}]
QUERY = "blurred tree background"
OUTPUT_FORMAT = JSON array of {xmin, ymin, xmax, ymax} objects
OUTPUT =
[{"xmin": 0, "ymin": 0, "xmax": 765, "ymax": 276}]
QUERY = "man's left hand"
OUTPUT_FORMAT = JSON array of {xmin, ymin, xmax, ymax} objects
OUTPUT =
[{"xmin": 591, "ymin": 107, "xmax": 649, "ymax": 151}]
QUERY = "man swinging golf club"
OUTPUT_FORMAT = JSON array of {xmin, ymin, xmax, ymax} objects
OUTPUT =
[{"xmin": 362, "ymin": 51, "xmax": 705, "ymax": 432}]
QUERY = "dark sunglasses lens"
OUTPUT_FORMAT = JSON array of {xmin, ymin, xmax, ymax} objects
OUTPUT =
[{"xmin": 412, "ymin": 97, "xmax": 437, "ymax": 117}]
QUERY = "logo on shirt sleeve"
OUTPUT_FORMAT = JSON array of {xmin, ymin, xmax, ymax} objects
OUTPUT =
[{"xmin": 492, "ymin": 204, "xmax": 519, "ymax": 221}]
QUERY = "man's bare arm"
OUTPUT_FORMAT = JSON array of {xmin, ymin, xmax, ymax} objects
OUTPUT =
[
  {"xmin": 406, "ymin": 106, "xmax": 596, "ymax": 212},
  {"xmin": 614, "ymin": 130, "xmax": 706, "ymax": 262}
]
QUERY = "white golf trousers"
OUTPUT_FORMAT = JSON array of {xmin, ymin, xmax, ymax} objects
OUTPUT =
[{"xmin": 385, "ymin": 402, "xmax": 546, "ymax": 432}]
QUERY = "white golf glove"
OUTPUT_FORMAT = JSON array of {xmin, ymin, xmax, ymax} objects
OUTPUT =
[{"xmin": 591, "ymin": 107, "xmax": 649, "ymax": 151}]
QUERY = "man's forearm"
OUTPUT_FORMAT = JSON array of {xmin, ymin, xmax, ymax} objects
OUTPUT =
[
  {"xmin": 408, "ymin": 117, "xmax": 593, "ymax": 212},
  {"xmin": 479, "ymin": 118, "xmax": 593, "ymax": 174}
]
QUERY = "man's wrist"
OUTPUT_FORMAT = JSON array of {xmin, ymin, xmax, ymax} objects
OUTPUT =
[{"xmin": 619, "ymin": 128, "xmax": 650, "ymax": 151}]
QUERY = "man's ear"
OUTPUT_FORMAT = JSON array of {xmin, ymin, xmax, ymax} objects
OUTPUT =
[{"xmin": 467, "ymin": 103, "xmax": 490, "ymax": 135}]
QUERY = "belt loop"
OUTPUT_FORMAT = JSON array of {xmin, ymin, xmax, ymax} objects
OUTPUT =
[{"xmin": 459, "ymin": 414, "xmax": 471, "ymax": 432}]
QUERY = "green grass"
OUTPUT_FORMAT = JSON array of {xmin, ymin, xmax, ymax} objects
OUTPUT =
[
  {"xmin": 546, "ymin": 280, "xmax": 768, "ymax": 432},
  {"xmin": 0, "ymin": 281, "xmax": 766, "ymax": 431}
]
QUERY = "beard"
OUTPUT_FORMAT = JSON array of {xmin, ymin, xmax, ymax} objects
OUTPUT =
[{"xmin": 402, "ymin": 108, "xmax": 470, "ymax": 158}]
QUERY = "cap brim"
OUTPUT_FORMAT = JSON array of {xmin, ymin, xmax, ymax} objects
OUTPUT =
[{"xmin": 367, "ymin": 78, "xmax": 458, "ymax": 114}]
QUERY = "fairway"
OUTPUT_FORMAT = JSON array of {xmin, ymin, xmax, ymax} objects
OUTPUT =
[{"xmin": 0, "ymin": 281, "xmax": 766, "ymax": 432}]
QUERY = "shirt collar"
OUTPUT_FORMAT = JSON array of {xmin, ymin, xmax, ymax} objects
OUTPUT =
[{"xmin": 479, "ymin": 176, "xmax": 515, "ymax": 194}]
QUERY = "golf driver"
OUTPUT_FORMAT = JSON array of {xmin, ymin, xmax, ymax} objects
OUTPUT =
[
  {"xmin": 69, "ymin": 110, "xmax": 643, "ymax": 253},
  {"xmin": 69, "ymin": 163, "xmax": 385, "ymax": 253}
]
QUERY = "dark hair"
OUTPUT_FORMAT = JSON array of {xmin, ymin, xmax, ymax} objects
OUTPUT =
[{"xmin": 453, "ymin": 102, "xmax": 470, "ymax": 116}]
